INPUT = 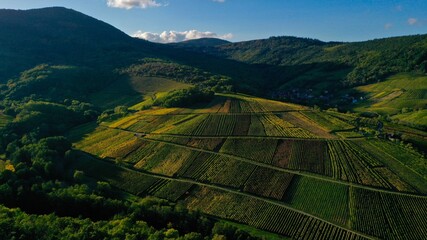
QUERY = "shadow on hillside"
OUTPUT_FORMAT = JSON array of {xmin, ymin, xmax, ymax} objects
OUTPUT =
[{"xmin": 66, "ymin": 121, "xmax": 99, "ymax": 143}]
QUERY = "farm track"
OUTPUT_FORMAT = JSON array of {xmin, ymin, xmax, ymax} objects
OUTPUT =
[
  {"xmin": 79, "ymin": 151, "xmax": 375, "ymax": 240},
  {"xmin": 107, "ymin": 126, "xmax": 427, "ymax": 199}
]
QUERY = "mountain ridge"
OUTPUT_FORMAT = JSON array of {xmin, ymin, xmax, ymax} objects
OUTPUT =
[{"xmin": 1, "ymin": 7, "xmax": 426, "ymax": 108}]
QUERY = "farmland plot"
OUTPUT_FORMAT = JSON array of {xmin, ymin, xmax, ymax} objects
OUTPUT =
[
  {"xmin": 259, "ymin": 114, "xmax": 316, "ymax": 138},
  {"xmin": 173, "ymin": 114, "xmax": 237, "ymax": 136},
  {"xmin": 287, "ymin": 140, "xmax": 327, "ymax": 174},
  {"xmin": 355, "ymin": 139, "xmax": 427, "ymax": 193},
  {"xmin": 281, "ymin": 112, "xmax": 335, "ymax": 138},
  {"xmin": 134, "ymin": 144, "xmax": 197, "ymax": 176},
  {"xmin": 272, "ymin": 140, "xmax": 327, "ymax": 174},
  {"xmin": 220, "ymin": 138, "xmax": 278, "ymax": 164},
  {"xmin": 248, "ymin": 114, "xmax": 266, "ymax": 136},
  {"xmin": 151, "ymin": 181, "xmax": 194, "ymax": 202},
  {"xmin": 182, "ymin": 153, "xmax": 255, "ymax": 188},
  {"xmin": 184, "ymin": 186, "xmax": 367, "ymax": 240},
  {"xmin": 302, "ymin": 111, "xmax": 354, "ymax": 132},
  {"xmin": 243, "ymin": 167, "xmax": 294, "ymax": 200},
  {"xmin": 350, "ymin": 187, "xmax": 427, "ymax": 239},
  {"xmin": 327, "ymin": 140, "xmax": 399, "ymax": 189},
  {"xmin": 283, "ymin": 176, "xmax": 349, "ymax": 226}
]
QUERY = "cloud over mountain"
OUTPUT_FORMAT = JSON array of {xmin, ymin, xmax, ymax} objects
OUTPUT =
[
  {"xmin": 107, "ymin": 0, "xmax": 162, "ymax": 9},
  {"xmin": 133, "ymin": 29, "xmax": 233, "ymax": 43}
]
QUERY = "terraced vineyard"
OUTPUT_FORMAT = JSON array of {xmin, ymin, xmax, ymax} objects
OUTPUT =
[{"xmin": 70, "ymin": 93, "xmax": 427, "ymax": 239}]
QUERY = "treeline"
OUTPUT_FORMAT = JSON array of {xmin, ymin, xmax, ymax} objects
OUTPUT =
[
  {"xmin": 154, "ymin": 87, "xmax": 215, "ymax": 108},
  {"xmin": 121, "ymin": 59, "xmax": 233, "ymax": 93}
]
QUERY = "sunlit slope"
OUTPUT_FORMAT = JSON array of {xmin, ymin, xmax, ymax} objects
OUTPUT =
[
  {"xmin": 355, "ymin": 73, "xmax": 427, "ymax": 127},
  {"xmin": 70, "ymin": 93, "xmax": 427, "ymax": 240}
]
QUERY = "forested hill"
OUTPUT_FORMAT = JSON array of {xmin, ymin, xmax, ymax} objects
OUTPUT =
[
  {"xmin": 1, "ymin": 7, "xmax": 427, "ymax": 107},
  {"xmin": 0, "ymin": 7, "xmax": 272, "ymax": 95},
  {"xmin": 172, "ymin": 38, "xmax": 230, "ymax": 48},
  {"xmin": 183, "ymin": 35, "xmax": 427, "ymax": 86},
  {"xmin": 0, "ymin": 7, "xmax": 156, "ymax": 81}
]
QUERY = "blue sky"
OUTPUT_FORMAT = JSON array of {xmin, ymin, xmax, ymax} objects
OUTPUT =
[{"xmin": 1, "ymin": 0, "xmax": 426, "ymax": 43}]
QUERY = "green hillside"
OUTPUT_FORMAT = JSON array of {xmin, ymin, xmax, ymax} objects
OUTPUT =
[
  {"xmin": 203, "ymin": 35, "xmax": 427, "ymax": 86},
  {"xmin": 68, "ymin": 93, "xmax": 427, "ymax": 239},
  {"xmin": 355, "ymin": 73, "xmax": 427, "ymax": 115},
  {"xmin": 177, "ymin": 35, "xmax": 427, "ymax": 115}
]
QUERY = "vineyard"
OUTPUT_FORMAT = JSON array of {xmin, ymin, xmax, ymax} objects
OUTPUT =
[{"xmin": 70, "ymin": 93, "xmax": 427, "ymax": 239}]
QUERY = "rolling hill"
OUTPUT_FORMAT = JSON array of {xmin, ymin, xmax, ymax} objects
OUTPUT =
[
  {"xmin": 69, "ymin": 93, "xmax": 427, "ymax": 240},
  {"xmin": 194, "ymin": 35, "xmax": 427, "ymax": 86}
]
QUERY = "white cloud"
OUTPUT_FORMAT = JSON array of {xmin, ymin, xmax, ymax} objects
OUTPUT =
[
  {"xmin": 107, "ymin": 0, "xmax": 162, "ymax": 9},
  {"xmin": 384, "ymin": 23, "xmax": 393, "ymax": 30},
  {"xmin": 213, "ymin": 0, "xmax": 225, "ymax": 2},
  {"xmin": 133, "ymin": 30, "xmax": 233, "ymax": 43},
  {"xmin": 408, "ymin": 18, "xmax": 418, "ymax": 25}
]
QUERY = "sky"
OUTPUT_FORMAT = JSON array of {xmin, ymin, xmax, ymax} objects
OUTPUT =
[{"xmin": 0, "ymin": 0, "xmax": 427, "ymax": 43}]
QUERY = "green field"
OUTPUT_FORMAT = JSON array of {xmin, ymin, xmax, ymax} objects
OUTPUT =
[
  {"xmin": 69, "ymin": 93, "xmax": 427, "ymax": 239},
  {"xmin": 355, "ymin": 73, "xmax": 427, "ymax": 127}
]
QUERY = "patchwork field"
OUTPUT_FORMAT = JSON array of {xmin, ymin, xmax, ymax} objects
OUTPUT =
[
  {"xmin": 355, "ymin": 73, "xmax": 427, "ymax": 128},
  {"xmin": 70, "ymin": 93, "xmax": 427, "ymax": 239}
]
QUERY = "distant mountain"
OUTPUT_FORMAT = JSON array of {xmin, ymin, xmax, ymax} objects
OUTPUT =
[
  {"xmin": 171, "ymin": 38, "xmax": 230, "ymax": 48},
  {"xmin": 198, "ymin": 35, "xmax": 427, "ymax": 87}
]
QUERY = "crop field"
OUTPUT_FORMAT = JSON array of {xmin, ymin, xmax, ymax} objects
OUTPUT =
[
  {"xmin": 133, "ymin": 143, "xmax": 196, "ymax": 177},
  {"xmin": 349, "ymin": 187, "xmax": 427, "ymax": 239},
  {"xmin": 272, "ymin": 140, "xmax": 327, "ymax": 174},
  {"xmin": 283, "ymin": 176, "xmax": 349, "ymax": 226},
  {"xmin": 74, "ymin": 127, "xmax": 136, "ymax": 156},
  {"xmin": 286, "ymin": 140, "xmax": 327, "ymax": 174},
  {"xmin": 232, "ymin": 114, "xmax": 251, "ymax": 135},
  {"xmin": 280, "ymin": 112, "xmax": 336, "ymax": 138},
  {"xmin": 180, "ymin": 153, "xmax": 255, "ymax": 188},
  {"xmin": 147, "ymin": 180, "xmax": 194, "ymax": 202},
  {"xmin": 301, "ymin": 111, "xmax": 354, "ymax": 132},
  {"xmin": 69, "ymin": 92, "xmax": 427, "ymax": 239},
  {"xmin": 325, "ymin": 140, "xmax": 418, "ymax": 191},
  {"xmin": 110, "ymin": 114, "xmax": 195, "ymax": 134},
  {"xmin": 184, "ymin": 186, "xmax": 366, "ymax": 240},
  {"xmin": 243, "ymin": 167, "xmax": 294, "ymax": 200},
  {"xmin": 189, "ymin": 114, "xmax": 237, "ymax": 135},
  {"xmin": 219, "ymin": 93, "xmax": 307, "ymax": 112},
  {"xmin": 355, "ymin": 139, "xmax": 427, "ymax": 193},
  {"xmin": 162, "ymin": 113, "xmax": 316, "ymax": 137},
  {"xmin": 220, "ymin": 138, "xmax": 278, "ymax": 164},
  {"xmin": 355, "ymin": 73, "xmax": 427, "ymax": 116}
]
